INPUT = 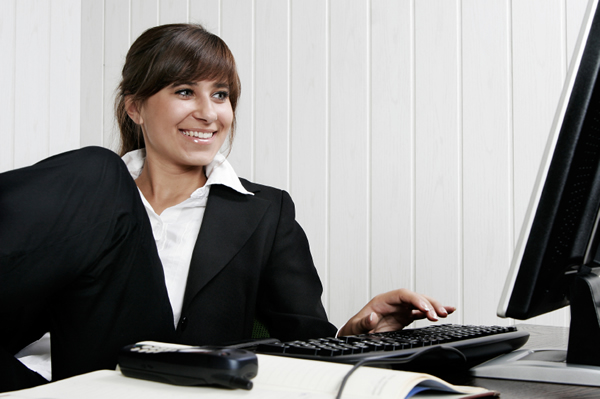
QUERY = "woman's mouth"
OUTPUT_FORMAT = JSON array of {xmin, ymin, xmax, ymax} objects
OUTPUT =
[{"xmin": 180, "ymin": 129, "xmax": 215, "ymax": 139}]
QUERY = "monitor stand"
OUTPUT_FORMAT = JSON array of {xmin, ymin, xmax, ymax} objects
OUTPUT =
[
  {"xmin": 470, "ymin": 348, "xmax": 600, "ymax": 387},
  {"xmin": 471, "ymin": 267, "xmax": 600, "ymax": 387}
]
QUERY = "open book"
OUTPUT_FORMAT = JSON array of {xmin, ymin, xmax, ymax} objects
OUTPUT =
[{"xmin": 4, "ymin": 354, "xmax": 497, "ymax": 399}]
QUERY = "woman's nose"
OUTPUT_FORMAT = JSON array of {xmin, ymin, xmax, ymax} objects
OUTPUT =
[{"xmin": 192, "ymin": 99, "xmax": 217, "ymax": 123}]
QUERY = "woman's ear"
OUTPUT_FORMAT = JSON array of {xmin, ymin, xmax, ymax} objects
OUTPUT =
[{"xmin": 125, "ymin": 96, "xmax": 143, "ymax": 125}]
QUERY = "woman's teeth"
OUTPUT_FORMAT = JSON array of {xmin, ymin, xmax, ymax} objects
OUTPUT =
[{"xmin": 182, "ymin": 130, "xmax": 213, "ymax": 139}]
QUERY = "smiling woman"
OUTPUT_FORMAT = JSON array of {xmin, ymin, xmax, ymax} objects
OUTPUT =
[
  {"xmin": 125, "ymin": 79, "xmax": 234, "ymax": 214},
  {"xmin": 0, "ymin": 23, "xmax": 453, "ymax": 393},
  {"xmin": 115, "ymin": 24, "xmax": 241, "ymax": 159}
]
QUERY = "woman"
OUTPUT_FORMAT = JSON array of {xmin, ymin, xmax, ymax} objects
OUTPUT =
[{"xmin": 0, "ymin": 24, "xmax": 453, "ymax": 392}]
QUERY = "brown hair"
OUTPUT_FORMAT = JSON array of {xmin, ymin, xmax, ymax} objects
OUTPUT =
[{"xmin": 115, "ymin": 24, "xmax": 241, "ymax": 156}]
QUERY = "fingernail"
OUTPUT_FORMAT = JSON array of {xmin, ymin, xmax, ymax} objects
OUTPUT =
[{"xmin": 369, "ymin": 312, "xmax": 376, "ymax": 322}]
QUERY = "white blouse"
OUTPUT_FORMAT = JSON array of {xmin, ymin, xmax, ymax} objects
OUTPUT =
[{"xmin": 122, "ymin": 149, "xmax": 253, "ymax": 327}]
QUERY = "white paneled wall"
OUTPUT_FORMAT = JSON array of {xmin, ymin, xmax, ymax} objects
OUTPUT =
[
  {"xmin": 1, "ymin": 0, "xmax": 590, "ymax": 329},
  {"xmin": 1, "ymin": 0, "xmax": 81, "ymax": 171},
  {"xmin": 462, "ymin": 1, "xmax": 513, "ymax": 326}
]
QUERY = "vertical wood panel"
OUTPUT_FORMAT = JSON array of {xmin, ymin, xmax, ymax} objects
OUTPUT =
[
  {"xmin": 0, "ymin": 0, "xmax": 16, "ymax": 173},
  {"xmin": 49, "ymin": 0, "xmax": 81, "ymax": 155},
  {"xmin": 190, "ymin": 0, "xmax": 221, "ymax": 33},
  {"xmin": 512, "ymin": 1, "xmax": 564, "ymax": 237},
  {"xmin": 289, "ymin": 0, "xmax": 329, "ymax": 308},
  {"xmin": 370, "ymin": 1, "xmax": 415, "ymax": 295},
  {"xmin": 462, "ymin": 0, "xmax": 512, "ymax": 326},
  {"xmin": 81, "ymin": 0, "xmax": 105, "ymax": 148},
  {"xmin": 414, "ymin": 1, "xmax": 462, "ymax": 315},
  {"xmin": 103, "ymin": 0, "xmax": 130, "ymax": 150},
  {"xmin": 221, "ymin": 0, "xmax": 254, "ymax": 180},
  {"xmin": 329, "ymin": 0, "xmax": 370, "ymax": 327},
  {"xmin": 14, "ymin": 0, "xmax": 50, "ymax": 169},
  {"xmin": 159, "ymin": 0, "xmax": 188, "ymax": 24},
  {"xmin": 132, "ymin": 0, "xmax": 159, "ymax": 41},
  {"xmin": 512, "ymin": 0, "xmax": 569, "ymax": 327},
  {"xmin": 254, "ymin": 0, "xmax": 289, "ymax": 189}
]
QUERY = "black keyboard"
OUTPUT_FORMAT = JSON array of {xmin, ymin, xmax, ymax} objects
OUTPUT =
[{"xmin": 253, "ymin": 324, "xmax": 529, "ymax": 371}]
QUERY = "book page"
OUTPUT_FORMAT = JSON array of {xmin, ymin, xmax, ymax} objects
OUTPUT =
[
  {"xmin": 253, "ymin": 354, "xmax": 489, "ymax": 398},
  {"xmin": 2, "ymin": 356, "xmax": 493, "ymax": 399}
]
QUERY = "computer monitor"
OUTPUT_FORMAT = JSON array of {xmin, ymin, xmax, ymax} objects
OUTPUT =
[{"xmin": 472, "ymin": 0, "xmax": 600, "ymax": 387}]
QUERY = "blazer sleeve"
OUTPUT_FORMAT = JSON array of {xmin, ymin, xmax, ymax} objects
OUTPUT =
[{"xmin": 256, "ymin": 190, "xmax": 338, "ymax": 341}]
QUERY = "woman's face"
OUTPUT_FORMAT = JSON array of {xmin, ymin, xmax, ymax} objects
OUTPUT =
[{"xmin": 130, "ymin": 79, "xmax": 233, "ymax": 170}]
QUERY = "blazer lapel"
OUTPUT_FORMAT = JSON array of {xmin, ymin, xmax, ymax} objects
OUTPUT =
[{"xmin": 181, "ymin": 183, "xmax": 269, "ymax": 311}]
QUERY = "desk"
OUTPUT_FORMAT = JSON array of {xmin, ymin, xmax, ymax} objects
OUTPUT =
[{"xmin": 447, "ymin": 324, "xmax": 600, "ymax": 399}]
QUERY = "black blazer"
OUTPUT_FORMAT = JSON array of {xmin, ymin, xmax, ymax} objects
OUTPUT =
[
  {"xmin": 175, "ymin": 179, "xmax": 337, "ymax": 345},
  {"xmin": 0, "ymin": 147, "xmax": 336, "ymax": 389}
]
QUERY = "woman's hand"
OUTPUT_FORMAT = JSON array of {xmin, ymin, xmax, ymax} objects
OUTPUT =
[{"xmin": 338, "ymin": 288, "xmax": 456, "ymax": 336}]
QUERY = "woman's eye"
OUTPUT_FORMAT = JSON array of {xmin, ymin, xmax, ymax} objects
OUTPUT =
[
  {"xmin": 176, "ymin": 89, "xmax": 194, "ymax": 97},
  {"xmin": 213, "ymin": 91, "xmax": 229, "ymax": 101}
]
